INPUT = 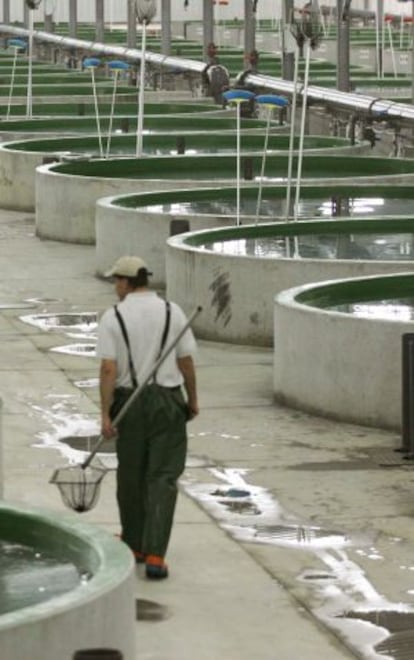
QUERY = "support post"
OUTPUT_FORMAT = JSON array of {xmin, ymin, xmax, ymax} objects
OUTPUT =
[
  {"xmin": 203, "ymin": 0, "xmax": 214, "ymax": 62},
  {"xmin": 282, "ymin": 0, "xmax": 295, "ymax": 80},
  {"xmin": 401, "ymin": 333, "xmax": 414, "ymax": 456},
  {"xmin": 161, "ymin": 0, "xmax": 171, "ymax": 56},
  {"xmin": 95, "ymin": 0, "xmax": 105, "ymax": 43},
  {"xmin": 3, "ymin": 0, "xmax": 10, "ymax": 24},
  {"xmin": 244, "ymin": 0, "xmax": 256, "ymax": 55},
  {"xmin": 23, "ymin": 0, "xmax": 30, "ymax": 28},
  {"xmin": 127, "ymin": 0, "xmax": 137, "ymax": 48},
  {"xmin": 69, "ymin": 0, "xmax": 77, "ymax": 39},
  {"xmin": 337, "ymin": 0, "xmax": 350, "ymax": 92},
  {"xmin": 44, "ymin": 8, "xmax": 53, "ymax": 33}
]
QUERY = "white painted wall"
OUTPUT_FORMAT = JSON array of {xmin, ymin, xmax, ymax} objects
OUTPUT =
[{"xmin": 2, "ymin": 1, "xmax": 412, "ymax": 26}]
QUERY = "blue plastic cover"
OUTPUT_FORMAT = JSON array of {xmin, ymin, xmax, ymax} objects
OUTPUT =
[
  {"xmin": 256, "ymin": 94, "xmax": 289, "ymax": 107},
  {"xmin": 223, "ymin": 89, "xmax": 256, "ymax": 103},
  {"xmin": 83, "ymin": 57, "xmax": 101, "ymax": 68},
  {"xmin": 108, "ymin": 60, "xmax": 130, "ymax": 70},
  {"xmin": 8, "ymin": 38, "xmax": 27, "ymax": 49}
]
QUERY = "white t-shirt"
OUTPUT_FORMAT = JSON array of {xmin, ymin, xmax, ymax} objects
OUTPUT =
[{"xmin": 96, "ymin": 291, "xmax": 197, "ymax": 388}]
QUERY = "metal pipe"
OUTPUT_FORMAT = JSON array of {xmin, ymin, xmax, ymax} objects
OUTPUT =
[{"xmin": 2, "ymin": 24, "xmax": 414, "ymax": 128}]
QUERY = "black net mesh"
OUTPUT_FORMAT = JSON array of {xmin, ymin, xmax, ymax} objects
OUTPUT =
[{"xmin": 50, "ymin": 465, "xmax": 107, "ymax": 513}]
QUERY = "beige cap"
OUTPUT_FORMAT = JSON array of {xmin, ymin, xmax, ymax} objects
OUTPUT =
[{"xmin": 105, "ymin": 256, "xmax": 152, "ymax": 278}]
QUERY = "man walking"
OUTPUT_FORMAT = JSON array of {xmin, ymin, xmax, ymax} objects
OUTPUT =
[{"xmin": 96, "ymin": 256, "xmax": 198, "ymax": 579}]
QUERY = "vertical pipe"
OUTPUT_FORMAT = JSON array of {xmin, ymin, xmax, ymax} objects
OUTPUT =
[
  {"xmin": 69, "ymin": 0, "xmax": 77, "ymax": 39},
  {"xmin": 106, "ymin": 70, "xmax": 119, "ymax": 158},
  {"xmin": 285, "ymin": 44, "xmax": 300, "ymax": 221},
  {"xmin": 412, "ymin": 0, "xmax": 414, "ymax": 107},
  {"xmin": 282, "ymin": 0, "xmax": 295, "ymax": 81},
  {"xmin": 23, "ymin": 1, "xmax": 30, "ymax": 28},
  {"xmin": 377, "ymin": 0, "xmax": 384, "ymax": 79},
  {"xmin": 203, "ymin": 0, "xmax": 214, "ymax": 62},
  {"xmin": 0, "ymin": 398, "xmax": 3, "ymax": 499},
  {"xmin": 44, "ymin": 8, "xmax": 53, "ymax": 33},
  {"xmin": 26, "ymin": 7, "xmax": 34, "ymax": 119},
  {"xmin": 244, "ymin": 0, "xmax": 256, "ymax": 56},
  {"xmin": 161, "ymin": 0, "xmax": 171, "ymax": 56},
  {"xmin": 3, "ymin": 0, "xmax": 10, "ymax": 25},
  {"xmin": 255, "ymin": 107, "xmax": 271, "ymax": 224},
  {"xmin": 236, "ymin": 101, "xmax": 241, "ymax": 227},
  {"xmin": 136, "ymin": 20, "xmax": 147, "ymax": 157},
  {"xmin": 6, "ymin": 46, "xmax": 18, "ymax": 120},
  {"xmin": 95, "ymin": 0, "xmax": 105, "ymax": 43},
  {"xmin": 127, "ymin": 0, "xmax": 137, "ymax": 48},
  {"xmin": 91, "ymin": 67, "xmax": 104, "ymax": 157},
  {"xmin": 337, "ymin": 0, "xmax": 350, "ymax": 92},
  {"xmin": 293, "ymin": 40, "xmax": 311, "ymax": 224}
]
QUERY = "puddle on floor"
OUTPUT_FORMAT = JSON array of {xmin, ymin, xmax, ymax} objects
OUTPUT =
[
  {"xmin": 254, "ymin": 523, "xmax": 349, "ymax": 546},
  {"xmin": 135, "ymin": 599, "xmax": 171, "ymax": 622},
  {"xmin": 19, "ymin": 312, "xmax": 97, "ymax": 333},
  {"xmin": 24, "ymin": 297, "xmax": 62, "ymax": 305},
  {"xmin": 59, "ymin": 434, "xmax": 116, "ymax": 454},
  {"xmin": 73, "ymin": 378, "xmax": 99, "ymax": 389},
  {"xmin": 0, "ymin": 302, "xmax": 36, "ymax": 309},
  {"xmin": 50, "ymin": 343, "xmax": 96, "ymax": 356},
  {"xmin": 181, "ymin": 465, "xmax": 414, "ymax": 660}
]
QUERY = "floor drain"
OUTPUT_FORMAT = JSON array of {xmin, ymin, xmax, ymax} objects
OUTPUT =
[
  {"xmin": 341, "ymin": 610, "xmax": 414, "ymax": 633},
  {"xmin": 59, "ymin": 435, "xmax": 115, "ymax": 454},
  {"xmin": 340, "ymin": 611, "xmax": 414, "ymax": 659},
  {"xmin": 135, "ymin": 599, "xmax": 170, "ymax": 622},
  {"xmin": 375, "ymin": 629, "xmax": 414, "ymax": 658},
  {"xmin": 254, "ymin": 524, "xmax": 347, "ymax": 545},
  {"xmin": 299, "ymin": 569, "xmax": 337, "ymax": 582},
  {"xmin": 218, "ymin": 499, "xmax": 261, "ymax": 515}
]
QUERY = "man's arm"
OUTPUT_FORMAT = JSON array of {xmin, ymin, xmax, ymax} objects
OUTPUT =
[
  {"xmin": 177, "ymin": 355, "xmax": 199, "ymax": 420},
  {"xmin": 100, "ymin": 358, "xmax": 118, "ymax": 437}
]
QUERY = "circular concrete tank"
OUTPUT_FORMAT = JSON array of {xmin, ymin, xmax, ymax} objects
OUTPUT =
[
  {"xmin": 0, "ymin": 501, "xmax": 135, "ymax": 660},
  {"xmin": 166, "ymin": 216, "xmax": 414, "ymax": 346},
  {"xmin": 273, "ymin": 271, "xmax": 414, "ymax": 431},
  {"xmin": 36, "ymin": 154, "xmax": 414, "ymax": 245},
  {"xmin": 95, "ymin": 183, "xmax": 414, "ymax": 283},
  {"xmin": 0, "ymin": 132, "xmax": 351, "ymax": 211}
]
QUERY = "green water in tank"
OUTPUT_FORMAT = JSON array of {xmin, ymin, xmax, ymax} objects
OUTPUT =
[{"xmin": 0, "ymin": 539, "xmax": 84, "ymax": 614}]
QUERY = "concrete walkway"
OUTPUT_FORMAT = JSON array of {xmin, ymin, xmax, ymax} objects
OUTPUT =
[{"xmin": 1, "ymin": 208, "xmax": 413, "ymax": 659}]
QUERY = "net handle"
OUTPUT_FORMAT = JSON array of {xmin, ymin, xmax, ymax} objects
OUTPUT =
[{"xmin": 81, "ymin": 305, "xmax": 202, "ymax": 469}]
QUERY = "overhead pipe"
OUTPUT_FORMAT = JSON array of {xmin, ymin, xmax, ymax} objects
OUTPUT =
[{"xmin": 1, "ymin": 24, "xmax": 414, "ymax": 127}]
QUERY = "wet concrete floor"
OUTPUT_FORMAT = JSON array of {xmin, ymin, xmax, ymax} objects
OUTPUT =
[{"xmin": 2, "ymin": 209, "xmax": 414, "ymax": 659}]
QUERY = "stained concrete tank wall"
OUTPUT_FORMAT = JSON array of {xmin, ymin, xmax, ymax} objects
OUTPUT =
[
  {"xmin": 96, "ymin": 196, "xmax": 235, "ymax": 284},
  {"xmin": 35, "ymin": 164, "xmax": 224, "ymax": 244},
  {"xmin": 166, "ymin": 232, "xmax": 414, "ymax": 346},
  {"xmin": 273, "ymin": 275, "xmax": 414, "ymax": 430}
]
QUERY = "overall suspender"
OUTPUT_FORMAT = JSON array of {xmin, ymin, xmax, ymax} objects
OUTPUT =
[{"xmin": 114, "ymin": 300, "xmax": 171, "ymax": 389}]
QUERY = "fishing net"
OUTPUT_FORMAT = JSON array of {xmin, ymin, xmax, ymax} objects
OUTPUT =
[{"xmin": 50, "ymin": 464, "xmax": 107, "ymax": 513}]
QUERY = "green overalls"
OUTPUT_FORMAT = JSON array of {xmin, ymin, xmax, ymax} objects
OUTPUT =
[{"xmin": 114, "ymin": 383, "xmax": 188, "ymax": 558}]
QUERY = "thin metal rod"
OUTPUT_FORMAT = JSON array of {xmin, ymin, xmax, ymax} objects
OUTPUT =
[
  {"xmin": 81, "ymin": 305, "xmax": 202, "ymax": 469},
  {"xmin": 91, "ymin": 67, "xmax": 104, "ymax": 158},
  {"xmin": 285, "ymin": 43, "xmax": 299, "ymax": 222},
  {"xmin": 136, "ymin": 20, "xmax": 147, "ymax": 157},
  {"xmin": 293, "ymin": 40, "xmax": 311, "ymax": 224},
  {"xmin": 6, "ymin": 46, "xmax": 18, "ymax": 120},
  {"xmin": 236, "ymin": 101, "xmax": 241, "ymax": 226},
  {"xmin": 255, "ymin": 106, "xmax": 271, "ymax": 224},
  {"xmin": 105, "ymin": 69, "xmax": 119, "ymax": 158},
  {"xmin": 387, "ymin": 20, "xmax": 397, "ymax": 79},
  {"xmin": 26, "ymin": 9, "xmax": 34, "ymax": 119}
]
